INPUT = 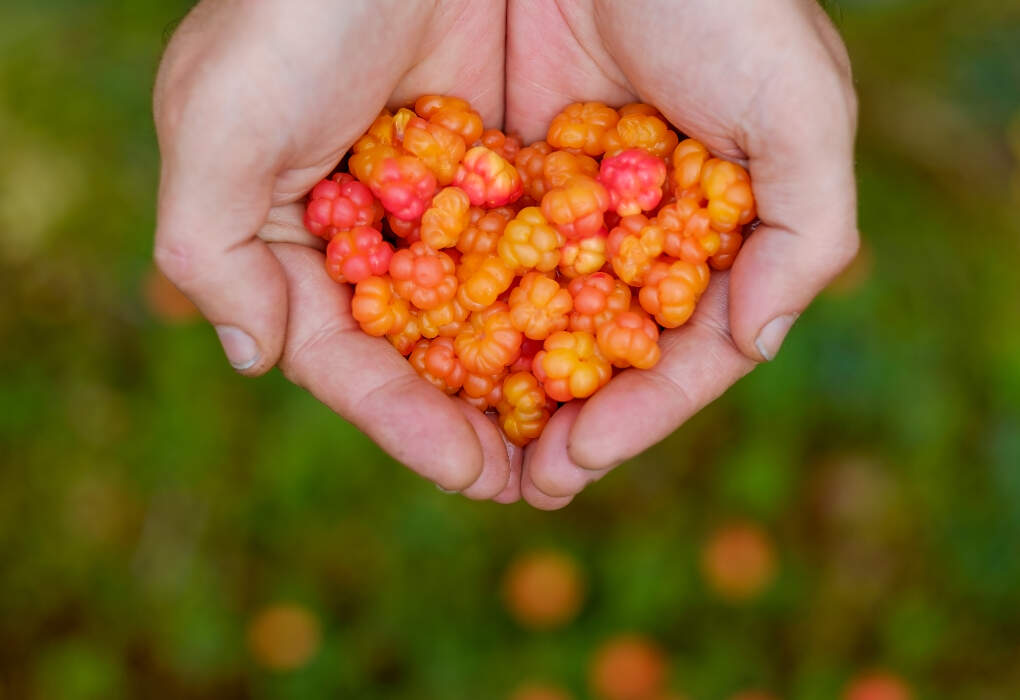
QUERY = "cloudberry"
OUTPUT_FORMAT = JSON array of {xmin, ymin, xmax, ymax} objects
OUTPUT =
[
  {"xmin": 701, "ymin": 158, "xmax": 756, "ymax": 232},
  {"xmin": 599, "ymin": 148, "xmax": 668, "ymax": 216},
  {"xmin": 567, "ymin": 271, "xmax": 631, "ymax": 334},
  {"xmin": 368, "ymin": 155, "xmax": 437, "ymax": 222},
  {"xmin": 498, "ymin": 206, "xmax": 564, "ymax": 273},
  {"xmin": 533, "ymin": 331, "xmax": 612, "ymax": 401},
  {"xmin": 348, "ymin": 143, "xmax": 400, "ymax": 185},
  {"xmin": 558, "ymin": 228, "xmax": 608, "ymax": 278},
  {"xmin": 656, "ymin": 197, "xmax": 720, "ymax": 264},
  {"xmin": 389, "ymin": 241, "xmax": 458, "ymax": 310},
  {"xmin": 418, "ymin": 297, "xmax": 469, "ymax": 339},
  {"xmin": 358, "ymin": 110, "xmax": 396, "ymax": 149},
  {"xmin": 596, "ymin": 310, "xmax": 661, "ymax": 369},
  {"xmin": 456, "ymin": 206, "xmax": 514, "ymax": 256},
  {"xmin": 401, "ymin": 116, "xmax": 467, "ymax": 186},
  {"xmin": 304, "ymin": 173, "xmax": 383, "ymax": 239},
  {"xmin": 497, "ymin": 372, "xmax": 551, "ymax": 446},
  {"xmin": 607, "ymin": 214, "xmax": 665, "ymax": 285},
  {"xmin": 351, "ymin": 276, "xmax": 411, "ymax": 337},
  {"xmin": 455, "ymin": 302, "xmax": 523, "ymax": 375},
  {"xmin": 541, "ymin": 175, "xmax": 610, "ymax": 239},
  {"xmin": 710, "ymin": 228, "xmax": 743, "ymax": 271},
  {"xmin": 386, "ymin": 213, "xmax": 420, "ymax": 243},
  {"xmin": 639, "ymin": 259, "xmax": 711, "ymax": 328},
  {"xmin": 454, "ymin": 146, "xmax": 524, "ymax": 207},
  {"xmin": 618, "ymin": 102, "xmax": 661, "ymax": 118},
  {"xmin": 408, "ymin": 337, "xmax": 466, "ymax": 394},
  {"xmin": 324, "ymin": 226, "xmax": 394, "ymax": 284},
  {"xmin": 543, "ymin": 150, "xmax": 600, "ymax": 190},
  {"xmin": 603, "ymin": 113, "xmax": 679, "ymax": 159},
  {"xmin": 414, "ymin": 94, "xmax": 484, "ymax": 144},
  {"xmin": 421, "ymin": 186, "xmax": 471, "ymax": 249},
  {"xmin": 547, "ymin": 102, "xmax": 619, "ymax": 156},
  {"xmin": 510, "ymin": 336, "xmax": 544, "ymax": 374},
  {"xmin": 457, "ymin": 254, "xmax": 515, "ymax": 312},
  {"xmin": 671, "ymin": 138, "xmax": 710, "ymax": 200},
  {"xmin": 479, "ymin": 128, "xmax": 522, "ymax": 162},
  {"xmin": 460, "ymin": 369, "xmax": 506, "ymax": 411},
  {"xmin": 515, "ymin": 140, "xmax": 553, "ymax": 203},
  {"xmin": 387, "ymin": 312, "xmax": 422, "ymax": 355},
  {"xmin": 508, "ymin": 272, "xmax": 573, "ymax": 340}
]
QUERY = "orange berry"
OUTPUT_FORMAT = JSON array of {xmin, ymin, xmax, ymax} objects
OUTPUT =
[
  {"xmin": 541, "ymin": 175, "xmax": 611, "ymax": 239},
  {"xmin": 533, "ymin": 330, "xmax": 612, "ymax": 401},
  {"xmin": 413, "ymin": 94, "xmax": 484, "ymax": 144},
  {"xmin": 408, "ymin": 336, "xmax": 467, "ymax": 394},
  {"xmin": 247, "ymin": 604, "xmax": 321, "ymax": 671},
  {"xmin": 843, "ymin": 672, "xmax": 914, "ymax": 700},
  {"xmin": 543, "ymin": 150, "xmax": 600, "ymax": 190},
  {"xmin": 387, "ymin": 312, "xmax": 422, "ymax": 355},
  {"xmin": 670, "ymin": 138, "xmax": 710, "ymax": 201},
  {"xmin": 701, "ymin": 158, "xmax": 755, "ymax": 232},
  {"xmin": 559, "ymin": 228, "xmax": 608, "ymax": 278},
  {"xmin": 348, "ymin": 142, "xmax": 400, "ymax": 185},
  {"xmin": 498, "ymin": 206, "xmax": 565, "ymax": 273},
  {"xmin": 351, "ymin": 276, "xmax": 411, "ymax": 337},
  {"xmin": 589, "ymin": 635, "xmax": 668, "ymax": 700},
  {"xmin": 497, "ymin": 372, "xmax": 551, "ymax": 446},
  {"xmin": 515, "ymin": 140, "xmax": 554, "ymax": 202},
  {"xmin": 457, "ymin": 254, "xmax": 516, "ymax": 312},
  {"xmin": 596, "ymin": 310, "xmax": 661, "ymax": 369},
  {"xmin": 709, "ymin": 228, "xmax": 744, "ymax": 271},
  {"xmin": 502, "ymin": 550, "xmax": 586, "ymax": 629},
  {"xmin": 386, "ymin": 213, "xmax": 420, "ymax": 243},
  {"xmin": 420, "ymin": 186, "xmax": 471, "ymax": 249},
  {"xmin": 354, "ymin": 110, "xmax": 396, "ymax": 151},
  {"xmin": 460, "ymin": 369, "xmax": 506, "ymax": 411},
  {"xmin": 478, "ymin": 128, "xmax": 522, "ymax": 162},
  {"xmin": 389, "ymin": 241, "xmax": 458, "ymax": 310},
  {"xmin": 453, "ymin": 146, "xmax": 524, "ymax": 207},
  {"xmin": 567, "ymin": 271, "xmax": 632, "ymax": 334},
  {"xmin": 401, "ymin": 116, "xmax": 467, "ymax": 186},
  {"xmin": 454, "ymin": 302, "xmax": 523, "ymax": 375},
  {"xmin": 547, "ymin": 101, "xmax": 620, "ymax": 156},
  {"xmin": 607, "ymin": 214, "xmax": 665, "ymax": 285},
  {"xmin": 418, "ymin": 296, "xmax": 470, "ymax": 339},
  {"xmin": 700, "ymin": 521, "xmax": 777, "ymax": 601},
  {"xmin": 603, "ymin": 113, "xmax": 679, "ymax": 159},
  {"xmin": 509, "ymin": 272, "xmax": 573, "ymax": 340},
  {"xmin": 638, "ymin": 258, "xmax": 710, "ymax": 328},
  {"xmin": 656, "ymin": 197, "xmax": 720, "ymax": 264},
  {"xmin": 456, "ymin": 206, "xmax": 514, "ymax": 256}
]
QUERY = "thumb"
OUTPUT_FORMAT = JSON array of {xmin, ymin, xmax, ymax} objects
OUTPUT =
[{"xmin": 154, "ymin": 154, "xmax": 287, "ymax": 374}]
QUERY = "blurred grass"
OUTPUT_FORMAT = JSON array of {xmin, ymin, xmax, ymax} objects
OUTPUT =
[{"xmin": 1, "ymin": 1, "xmax": 1020, "ymax": 699}]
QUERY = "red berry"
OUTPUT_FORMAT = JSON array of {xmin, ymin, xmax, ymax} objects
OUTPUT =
[
  {"xmin": 369, "ymin": 155, "xmax": 438, "ymax": 222},
  {"xmin": 304, "ymin": 173, "xmax": 383, "ymax": 239},
  {"xmin": 324, "ymin": 226, "xmax": 394, "ymax": 284},
  {"xmin": 598, "ymin": 148, "xmax": 667, "ymax": 216}
]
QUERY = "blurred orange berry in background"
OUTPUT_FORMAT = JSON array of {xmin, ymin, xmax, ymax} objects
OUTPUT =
[
  {"xmin": 246, "ymin": 603, "xmax": 321, "ymax": 672},
  {"xmin": 589, "ymin": 635, "xmax": 668, "ymax": 700},
  {"xmin": 843, "ymin": 671, "xmax": 914, "ymax": 700},
  {"xmin": 502, "ymin": 549, "xmax": 585, "ymax": 629},
  {"xmin": 700, "ymin": 521, "xmax": 777, "ymax": 601}
]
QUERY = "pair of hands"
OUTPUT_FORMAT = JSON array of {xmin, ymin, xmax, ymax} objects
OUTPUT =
[{"xmin": 153, "ymin": 0, "xmax": 858, "ymax": 508}]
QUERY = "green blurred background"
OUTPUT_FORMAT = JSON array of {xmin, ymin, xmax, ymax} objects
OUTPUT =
[{"xmin": 2, "ymin": 1, "xmax": 1019, "ymax": 698}]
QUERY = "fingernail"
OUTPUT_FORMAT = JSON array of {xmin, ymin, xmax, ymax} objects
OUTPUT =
[
  {"xmin": 754, "ymin": 313, "xmax": 798, "ymax": 361},
  {"xmin": 214, "ymin": 325, "xmax": 258, "ymax": 371},
  {"xmin": 435, "ymin": 484, "xmax": 459, "ymax": 495}
]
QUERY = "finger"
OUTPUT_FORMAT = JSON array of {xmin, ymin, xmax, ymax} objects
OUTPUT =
[
  {"xmin": 521, "ymin": 464, "xmax": 575, "ymax": 511},
  {"xmin": 155, "ymin": 156, "xmax": 285, "ymax": 375},
  {"xmin": 259, "ymin": 202, "xmax": 326, "ymax": 249},
  {"xmin": 454, "ymin": 401, "xmax": 514, "ymax": 500},
  {"xmin": 522, "ymin": 402, "xmax": 611, "ymax": 499},
  {"xmin": 568, "ymin": 274, "xmax": 756, "ymax": 471},
  {"xmin": 492, "ymin": 417, "xmax": 525, "ymax": 504},
  {"xmin": 726, "ymin": 20, "xmax": 859, "ymax": 362},
  {"xmin": 270, "ymin": 243, "xmax": 484, "ymax": 491}
]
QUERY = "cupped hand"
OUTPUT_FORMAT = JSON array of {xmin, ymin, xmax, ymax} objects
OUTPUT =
[
  {"xmin": 153, "ymin": 0, "xmax": 520, "ymax": 498},
  {"xmin": 505, "ymin": 0, "xmax": 859, "ymax": 508}
]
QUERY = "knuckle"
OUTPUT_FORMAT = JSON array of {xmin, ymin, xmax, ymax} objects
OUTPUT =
[{"xmin": 153, "ymin": 238, "xmax": 200, "ymax": 288}]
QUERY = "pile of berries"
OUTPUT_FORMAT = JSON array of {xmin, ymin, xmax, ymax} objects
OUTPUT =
[{"xmin": 304, "ymin": 96, "xmax": 756, "ymax": 446}]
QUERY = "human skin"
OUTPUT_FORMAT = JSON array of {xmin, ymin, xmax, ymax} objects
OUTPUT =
[{"xmin": 153, "ymin": 0, "xmax": 857, "ymax": 507}]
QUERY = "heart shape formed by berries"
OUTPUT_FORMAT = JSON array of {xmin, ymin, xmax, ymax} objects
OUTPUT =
[{"xmin": 303, "ymin": 96, "xmax": 756, "ymax": 446}]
